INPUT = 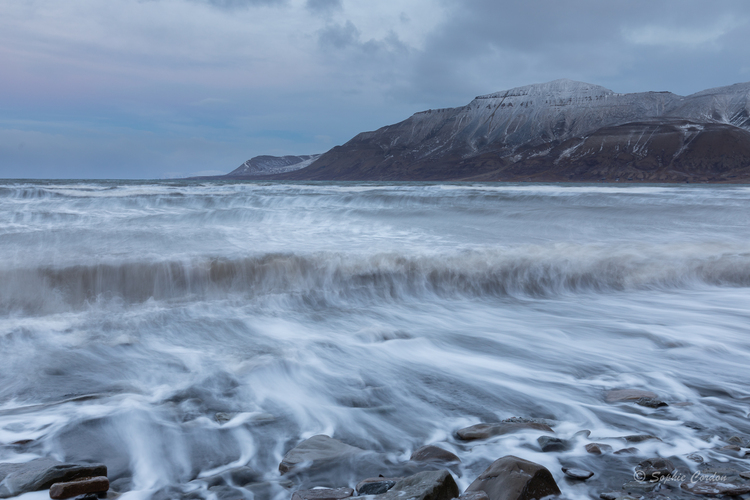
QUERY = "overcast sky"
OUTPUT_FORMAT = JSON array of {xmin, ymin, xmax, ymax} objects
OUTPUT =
[{"xmin": 2, "ymin": 0, "xmax": 750, "ymax": 179}]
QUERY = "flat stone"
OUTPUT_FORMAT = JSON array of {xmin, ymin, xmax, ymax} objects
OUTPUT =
[
  {"xmin": 49, "ymin": 477, "xmax": 109, "ymax": 499},
  {"xmin": 356, "ymin": 477, "xmax": 401, "ymax": 495},
  {"xmin": 562, "ymin": 467, "xmax": 593, "ymax": 480},
  {"xmin": 0, "ymin": 459, "xmax": 107, "ymax": 498},
  {"xmin": 623, "ymin": 435, "xmax": 661, "ymax": 443},
  {"xmin": 739, "ymin": 471, "xmax": 750, "ymax": 480},
  {"xmin": 686, "ymin": 453, "xmax": 704, "ymax": 463},
  {"xmin": 621, "ymin": 481, "xmax": 658, "ymax": 494},
  {"xmin": 537, "ymin": 436, "xmax": 569, "ymax": 452},
  {"xmin": 635, "ymin": 458, "xmax": 675, "ymax": 482},
  {"xmin": 681, "ymin": 482, "xmax": 750, "ymax": 496},
  {"xmin": 605, "ymin": 390, "xmax": 658, "ymax": 403},
  {"xmin": 410, "ymin": 445, "xmax": 460, "ymax": 463},
  {"xmin": 458, "ymin": 492, "xmax": 490, "ymax": 500},
  {"xmin": 585, "ymin": 443, "xmax": 613, "ymax": 455},
  {"xmin": 636, "ymin": 398, "xmax": 668, "ymax": 408},
  {"xmin": 291, "ymin": 487, "xmax": 354, "ymax": 500},
  {"xmin": 465, "ymin": 455, "xmax": 560, "ymax": 500},
  {"xmin": 614, "ymin": 448, "xmax": 638, "ymax": 455},
  {"xmin": 720, "ymin": 445, "xmax": 741, "ymax": 452},
  {"xmin": 199, "ymin": 466, "xmax": 262, "ymax": 487},
  {"xmin": 278, "ymin": 435, "xmax": 365, "ymax": 474},
  {"xmin": 376, "ymin": 470, "xmax": 458, "ymax": 500},
  {"xmin": 456, "ymin": 423, "xmax": 553, "ymax": 441}
]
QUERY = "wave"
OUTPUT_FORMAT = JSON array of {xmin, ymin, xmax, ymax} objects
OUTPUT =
[{"xmin": 2, "ymin": 244, "xmax": 749, "ymax": 314}]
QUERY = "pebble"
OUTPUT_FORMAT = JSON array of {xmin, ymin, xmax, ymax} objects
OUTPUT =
[
  {"xmin": 605, "ymin": 389, "xmax": 658, "ymax": 403},
  {"xmin": 562, "ymin": 467, "xmax": 594, "ymax": 480},
  {"xmin": 585, "ymin": 443, "xmax": 613, "ymax": 455},
  {"xmin": 636, "ymin": 397, "xmax": 668, "ymax": 408}
]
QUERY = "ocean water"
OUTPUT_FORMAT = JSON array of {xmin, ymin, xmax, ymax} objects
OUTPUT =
[{"xmin": 1, "ymin": 180, "xmax": 749, "ymax": 500}]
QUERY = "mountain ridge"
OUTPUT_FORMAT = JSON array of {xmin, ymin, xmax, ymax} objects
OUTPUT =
[{"xmin": 225, "ymin": 79, "xmax": 750, "ymax": 182}]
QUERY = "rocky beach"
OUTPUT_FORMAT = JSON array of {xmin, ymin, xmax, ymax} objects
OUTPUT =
[{"xmin": 1, "ymin": 181, "xmax": 749, "ymax": 500}]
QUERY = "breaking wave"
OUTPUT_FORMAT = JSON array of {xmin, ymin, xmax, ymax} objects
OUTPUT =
[{"xmin": 3, "ymin": 244, "xmax": 749, "ymax": 314}]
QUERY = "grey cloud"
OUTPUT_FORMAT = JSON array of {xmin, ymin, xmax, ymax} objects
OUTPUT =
[
  {"xmin": 398, "ymin": 0, "xmax": 750, "ymax": 105},
  {"xmin": 189, "ymin": 0, "xmax": 287, "ymax": 9},
  {"xmin": 306, "ymin": 0, "xmax": 342, "ymax": 15},
  {"xmin": 318, "ymin": 21, "xmax": 360, "ymax": 49}
]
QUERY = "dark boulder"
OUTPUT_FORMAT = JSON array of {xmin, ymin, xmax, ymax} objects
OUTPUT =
[
  {"xmin": 279, "ymin": 435, "xmax": 365, "ymax": 474},
  {"xmin": 464, "ymin": 456, "xmax": 560, "ymax": 500},
  {"xmin": 457, "ymin": 423, "xmax": 553, "ymax": 441},
  {"xmin": 635, "ymin": 458, "xmax": 675, "ymax": 482},
  {"xmin": 356, "ymin": 477, "xmax": 401, "ymax": 495},
  {"xmin": 410, "ymin": 446, "xmax": 460, "ymax": 463},
  {"xmin": 291, "ymin": 487, "xmax": 354, "ymax": 500},
  {"xmin": 636, "ymin": 398, "xmax": 668, "ymax": 408},
  {"xmin": 376, "ymin": 470, "xmax": 458, "ymax": 500},
  {"xmin": 537, "ymin": 437, "xmax": 569, "ymax": 453},
  {"xmin": 0, "ymin": 458, "xmax": 107, "ymax": 498},
  {"xmin": 458, "ymin": 492, "xmax": 490, "ymax": 500},
  {"xmin": 49, "ymin": 477, "xmax": 109, "ymax": 499}
]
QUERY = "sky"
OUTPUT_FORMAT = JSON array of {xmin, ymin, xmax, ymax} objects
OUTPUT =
[{"xmin": 1, "ymin": 0, "xmax": 750, "ymax": 179}]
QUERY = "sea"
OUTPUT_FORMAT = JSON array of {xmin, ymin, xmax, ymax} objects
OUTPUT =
[{"xmin": 1, "ymin": 180, "xmax": 749, "ymax": 500}]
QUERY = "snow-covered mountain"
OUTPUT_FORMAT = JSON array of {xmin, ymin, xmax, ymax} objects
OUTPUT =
[
  {"xmin": 276, "ymin": 79, "xmax": 750, "ymax": 182},
  {"xmin": 226, "ymin": 154, "xmax": 321, "ymax": 177}
]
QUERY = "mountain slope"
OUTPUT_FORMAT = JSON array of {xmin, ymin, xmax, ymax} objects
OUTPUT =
[{"xmin": 276, "ymin": 79, "xmax": 750, "ymax": 182}]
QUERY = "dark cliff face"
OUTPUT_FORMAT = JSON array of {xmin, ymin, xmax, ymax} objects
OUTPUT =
[{"xmin": 270, "ymin": 79, "xmax": 750, "ymax": 182}]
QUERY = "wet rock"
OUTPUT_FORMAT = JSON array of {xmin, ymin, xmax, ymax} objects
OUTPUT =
[
  {"xmin": 680, "ymin": 482, "xmax": 750, "ymax": 496},
  {"xmin": 279, "ymin": 435, "xmax": 365, "ymax": 474},
  {"xmin": 727, "ymin": 436, "xmax": 745, "ymax": 445},
  {"xmin": 356, "ymin": 477, "xmax": 401, "ymax": 495},
  {"xmin": 458, "ymin": 492, "xmax": 490, "ymax": 500},
  {"xmin": 291, "ymin": 487, "xmax": 354, "ymax": 500},
  {"xmin": 376, "ymin": 470, "xmax": 458, "ymax": 500},
  {"xmin": 600, "ymin": 492, "xmax": 627, "ymax": 500},
  {"xmin": 740, "ymin": 471, "xmax": 750, "ymax": 480},
  {"xmin": 605, "ymin": 390, "xmax": 658, "ymax": 403},
  {"xmin": 614, "ymin": 448, "xmax": 638, "ymax": 455},
  {"xmin": 456, "ymin": 423, "xmax": 553, "ymax": 441},
  {"xmin": 562, "ymin": 467, "xmax": 593, "ymax": 480},
  {"xmin": 586, "ymin": 443, "xmax": 613, "ymax": 455},
  {"xmin": 49, "ymin": 477, "xmax": 109, "ymax": 499},
  {"xmin": 635, "ymin": 459, "xmax": 675, "ymax": 482},
  {"xmin": 208, "ymin": 485, "xmax": 246, "ymax": 500},
  {"xmin": 0, "ymin": 458, "xmax": 107, "ymax": 498},
  {"xmin": 464, "ymin": 456, "xmax": 560, "ymax": 500},
  {"xmin": 574, "ymin": 430, "xmax": 591, "ymax": 439},
  {"xmin": 537, "ymin": 437, "xmax": 569, "ymax": 452},
  {"xmin": 623, "ymin": 435, "xmax": 661, "ymax": 443},
  {"xmin": 108, "ymin": 478, "xmax": 132, "ymax": 493},
  {"xmin": 621, "ymin": 481, "xmax": 659, "ymax": 495},
  {"xmin": 410, "ymin": 445, "xmax": 460, "ymax": 463},
  {"xmin": 636, "ymin": 398, "xmax": 668, "ymax": 408},
  {"xmin": 686, "ymin": 453, "xmax": 704, "ymax": 463},
  {"xmin": 720, "ymin": 445, "xmax": 741, "ymax": 452},
  {"xmin": 199, "ymin": 466, "xmax": 262, "ymax": 488},
  {"xmin": 684, "ymin": 421, "xmax": 706, "ymax": 431}
]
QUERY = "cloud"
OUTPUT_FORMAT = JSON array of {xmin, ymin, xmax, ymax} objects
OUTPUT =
[
  {"xmin": 624, "ymin": 17, "xmax": 745, "ymax": 48},
  {"xmin": 318, "ymin": 20, "xmax": 361, "ymax": 49},
  {"xmin": 306, "ymin": 0, "xmax": 342, "ymax": 16},
  {"xmin": 189, "ymin": 0, "xmax": 287, "ymax": 9}
]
